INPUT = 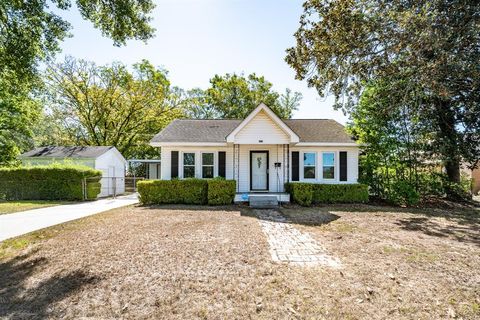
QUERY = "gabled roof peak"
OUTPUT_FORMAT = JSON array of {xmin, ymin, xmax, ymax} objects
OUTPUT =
[{"xmin": 225, "ymin": 103, "xmax": 300, "ymax": 143}]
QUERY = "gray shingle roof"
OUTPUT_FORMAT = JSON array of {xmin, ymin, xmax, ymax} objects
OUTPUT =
[
  {"xmin": 151, "ymin": 119, "xmax": 242, "ymax": 142},
  {"xmin": 20, "ymin": 146, "xmax": 114, "ymax": 158},
  {"xmin": 284, "ymin": 119, "xmax": 354, "ymax": 143},
  {"xmin": 151, "ymin": 119, "xmax": 354, "ymax": 144}
]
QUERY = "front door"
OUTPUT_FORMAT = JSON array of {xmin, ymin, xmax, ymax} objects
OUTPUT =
[{"xmin": 250, "ymin": 151, "xmax": 269, "ymax": 191}]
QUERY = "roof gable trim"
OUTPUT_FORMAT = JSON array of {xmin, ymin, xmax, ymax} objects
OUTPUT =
[{"xmin": 225, "ymin": 103, "xmax": 300, "ymax": 143}]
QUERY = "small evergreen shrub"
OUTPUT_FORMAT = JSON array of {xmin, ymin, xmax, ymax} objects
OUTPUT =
[
  {"xmin": 287, "ymin": 183, "xmax": 369, "ymax": 206},
  {"xmin": 0, "ymin": 164, "xmax": 102, "ymax": 200},
  {"xmin": 207, "ymin": 178, "xmax": 236, "ymax": 205}
]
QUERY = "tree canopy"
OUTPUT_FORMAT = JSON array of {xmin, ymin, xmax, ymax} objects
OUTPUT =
[
  {"xmin": 184, "ymin": 73, "xmax": 302, "ymax": 119},
  {"xmin": 0, "ymin": 0, "xmax": 156, "ymax": 164},
  {"xmin": 44, "ymin": 58, "xmax": 182, "ymax": 159},
  {"xmin": 286, "ymin": 0, "xmax": 480, "ymax": 185}
]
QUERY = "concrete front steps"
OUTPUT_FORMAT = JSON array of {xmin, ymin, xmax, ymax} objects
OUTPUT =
[
  {"xmin": 248, "ymin": 194, "xmax": 280, "ymax": 208},
  {"xmin": 234, "ymin": 192, "xmax": 290, "ymax": 204}
]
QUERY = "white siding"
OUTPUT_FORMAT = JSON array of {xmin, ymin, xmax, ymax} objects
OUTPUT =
[
  {"xmin": 160, "ymin": 146, "xmax": 233, "ymax": 180},
  {"xmin": 290, "ymin": 146, "xmax": 359, "ymax": 183},
  {"xmin": 236, "ymin": 145, "xmax": 285, "ymax": 193},
  {"xmin": 234, "ymin": 110, "xmax": 289, "ymax": 144},
  {"xmin": 159, "ymin": 145, "xmax": 360, "ymax": 192},
  {"xmin": 95, "ymin": 149, "xmax": 126, "ymax": 197}
]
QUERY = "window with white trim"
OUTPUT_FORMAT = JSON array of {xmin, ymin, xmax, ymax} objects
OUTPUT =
[
  {"xmin": 303, "ymin": 152, "xmax": 316, "ymax": 179},
  {"xmin": 322, "ymin": 152, "xmax": 335, "ymax": 179},
  {"xmin": 183, "ymin": 153, "xmax": 195, "ymax": 178},
  {"xmin": 202, "ymin": 153, "xmax": 214, "ymax": 178}
]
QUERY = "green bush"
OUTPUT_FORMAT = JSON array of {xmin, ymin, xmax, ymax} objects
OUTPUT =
[
  {"xmin": 207, "ymin": 178, "xmax": 236, "ymax": 205},
  {"xmin": 138, "ymin": 179, "xmax": 208, "ymax": 205},
  {"xmin": 386, "ymin": 180, "xmax": 420, "ymax": 206},
  {"xmin": 287, "ymin": 183, "xmax": 369, "ymax": 206},
  {"xmin": 0, "ymin": 164, "xmax": 102, "ymax": 201},
  {"xmin": 289, "ymin": 183, "xmax": 314, "ymax": 206},
  {"xmin": 138, "ymin": 178, "xmax": 236, "ymax": 205}
]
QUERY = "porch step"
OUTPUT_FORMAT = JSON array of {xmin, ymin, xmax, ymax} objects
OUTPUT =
[{"xmin": 249, "ymin": 195, "xmax": 279, "ymax": 208}]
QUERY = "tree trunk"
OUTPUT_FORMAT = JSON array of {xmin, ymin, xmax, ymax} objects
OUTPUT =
[
  {"xmin": 436, "ymin": 99, "xmax": 463, "ymax": 199},
  {"xmin": 445, "ymin": 158, "xmax": 461, "ymax": 183}
]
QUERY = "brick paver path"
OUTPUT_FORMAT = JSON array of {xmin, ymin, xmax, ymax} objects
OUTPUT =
[{"xmin": 257, "ymin": 210, "xmax": 341, "ymax": 267}]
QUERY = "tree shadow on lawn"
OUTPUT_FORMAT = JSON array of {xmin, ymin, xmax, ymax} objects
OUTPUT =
[
  {"xmin": 273, "ymin": 207, "xmax": 340, "ymax": 226},
  {"xmin": 135, "ymin": 203, "xmax": 262, "ymax": 219},
  {"xmin": 395, "ymin": 215, "xmax": 480, "ymax": 246},
  {"xmin": 0, "ymin": 251, "xmax": 100, "ymax": 319},
  {"xmin": 297, "ymin": 202, "xmax": 480, "ymax": 246},
  {"xmin": 136, "ymin": 203, "xmax": 244, "ymax": 212},
  {"xmin": 363, "ymin": 203, "xmax": 480, "ymax": 246},
  {"xmin": 135, "ymin": 203, "xmax": 341, "ymax": 227}
]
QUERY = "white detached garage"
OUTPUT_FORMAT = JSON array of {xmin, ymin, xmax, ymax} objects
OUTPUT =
[{"xmin": 20, "ymin": 146, "xmax": 127, "ymax": 197}]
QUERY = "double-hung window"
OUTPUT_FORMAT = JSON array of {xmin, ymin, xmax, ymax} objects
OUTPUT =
[
  {"xmin": 183, "ymin": 153, "xmax": 195, "ymax": 178},
  {"xmin": 322, "ymin": 152, "xmax": 335, "ymax": 179},
  {"xmin": 303, "ymin": 152, "xmax": 316, "ymax": 179},
  {"xmin": 202, "ymin": 153, "xmax": 214, "ymax": 178}
]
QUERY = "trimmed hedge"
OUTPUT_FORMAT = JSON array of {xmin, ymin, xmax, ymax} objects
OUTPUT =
[
  {"xmin": 207, "ymin": 179, "xmax": 236, "ymax": 205},
  {"xmin": 138, "ymin": 178, "xmax": 236, "ymax": 205},
  {"xmin": 0, "ymin": 165, "xmax": 102, "ymax": 201},
  {"xmin": 286, "ymin": 183, "xmax": 369, "ymax": 206}
]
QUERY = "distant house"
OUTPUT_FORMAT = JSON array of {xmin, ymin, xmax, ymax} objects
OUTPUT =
[
  {"xmin": 150, "ymin": 103, "xmax": 360, "ymax": 202},
  {"xmin": 20, "ymin": 146, "xmax": 126, "ymax": 197}
]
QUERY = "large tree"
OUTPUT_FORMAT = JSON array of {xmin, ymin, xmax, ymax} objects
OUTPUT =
[
  {"xmin": 0, "ymin": 0, "xmax": 156, "ymax": 163},
  {"xmin": 286, "ymin": 0, "xmax": 480, "ymax": 185},
  {"xmin": 44, "ymin": 58, "xmax": 182, "ymax": 159},
  {"xmin": 185, "ymin": 73, "xmax": 302, "ymax": 119},
  {"xmin": 0, "ymin": 76, "xmax": 40, "ymax": 165}
]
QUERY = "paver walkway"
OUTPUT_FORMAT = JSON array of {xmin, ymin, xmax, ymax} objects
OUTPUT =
[
  {"xmin": 0, "ymin": 194, "xmax": 138, "ymax": 242},
  {"xmin": 257, "ymin": 210, "xmax": 341, "ymax": 267}
]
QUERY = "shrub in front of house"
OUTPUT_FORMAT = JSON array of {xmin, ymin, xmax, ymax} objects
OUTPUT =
[
  {"xmin": 0, "ymin": 164, "xmax": 102, "ymax": 201},
  {"xmin": 137, "ymin": 178, "xmax": 236, "ymax": 205},
  {"xmin": 137, "ymin": 179, "xmax": 207, "ymax": 205},
  {"xmin": 286, "ymin": 182, "xmax": 369, "ymax": 206},
  {"xmin": 207, "ymin": 178, "xmax": 236, "ymax": 205},
  {"xmin": 287, "ymin": 183, "xmax": 314, "ymax": 206}
]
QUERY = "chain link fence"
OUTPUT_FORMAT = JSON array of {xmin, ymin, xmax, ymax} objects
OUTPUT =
[
  {"xmin": 0, "ymin": 176, "xmax": 133, "ymax": 201},
  {"xmin": 125, "ymin": 176, "xmax": 144, "ymax": 193},
  {"xmin": 0, "ymin": 177, "xmax": 102, "ymax": 201}
]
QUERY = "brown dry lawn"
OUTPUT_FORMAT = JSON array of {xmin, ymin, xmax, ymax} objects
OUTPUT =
[{"xmin": 0, "ymin": 203, "xmax": 479, "ymax": 319}]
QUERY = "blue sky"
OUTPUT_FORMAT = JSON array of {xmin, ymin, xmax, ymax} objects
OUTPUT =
[{"xmin": 56, "ymin": 0, "xmax": 347, "ymax": 123}]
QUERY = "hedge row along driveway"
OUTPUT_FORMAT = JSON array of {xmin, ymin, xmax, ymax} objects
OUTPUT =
[
  {"xmin": 0, "ymin": 165, "xmax": 102, "ymax": 201},
  {"xmin": 138, "ymin": 178, "xmax": 236, "ymax": 205}
]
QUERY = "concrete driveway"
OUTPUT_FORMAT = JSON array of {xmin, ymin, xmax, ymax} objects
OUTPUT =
[{"xmin": 0, "ymin": 194, "xmax": 138, "ymax": 242}]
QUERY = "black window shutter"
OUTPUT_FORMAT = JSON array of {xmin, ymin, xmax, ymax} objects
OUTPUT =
[
  {"xmin": 291, "ymin": 151, "xmax": 299, "ymax": 181},
  {"xmin": 218, "ymin": 151, "xmax": 226, "ymax": 178},
  {"xmin": 171, "ymin": 151, "xmax": 178, "ymax": 178},
  {"xmin": 340, "ymin": 151, "xmax": 348, "ymax": 181}
]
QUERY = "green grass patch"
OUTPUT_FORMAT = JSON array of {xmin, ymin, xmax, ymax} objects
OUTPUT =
[
  {"xmin": 382, "ymin": 245, "xmax": 439, "ymax": 263},
  {"xmin": 0, "ymin": 206, "xmax": 119, "ymax": 260},
  {"xmin": 0, "ymin": 225, "xmax": 68, "ymax": 260},
  {"xmin": 325, "ymin": 221, "xmax": 358, "ymax": 233},
  {"xmin": 0, "ymin": 200, "xmax": 68, "ymax": 215}
]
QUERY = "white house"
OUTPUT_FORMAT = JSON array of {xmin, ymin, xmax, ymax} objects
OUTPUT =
[
  {"xmin": 150, "ymin": 104, "xmax": 360, "ymax": 202},
  {"xmin": 20, "ymin": 146, "xmax": 127, "ymax": 197}
]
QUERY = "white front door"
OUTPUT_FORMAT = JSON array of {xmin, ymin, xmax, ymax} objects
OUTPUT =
[{"xmin": 251, "ymin": 151, "xmax": 268, "ymax": 190}]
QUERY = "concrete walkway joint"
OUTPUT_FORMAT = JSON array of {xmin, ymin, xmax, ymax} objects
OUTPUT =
[
  {"xmin": 0, "ymin": 194, "xmax": 138, "ymax": 241},
  {"xmin": 257, "ymin": 210, "xmax": 341, "ymax": 268}
]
